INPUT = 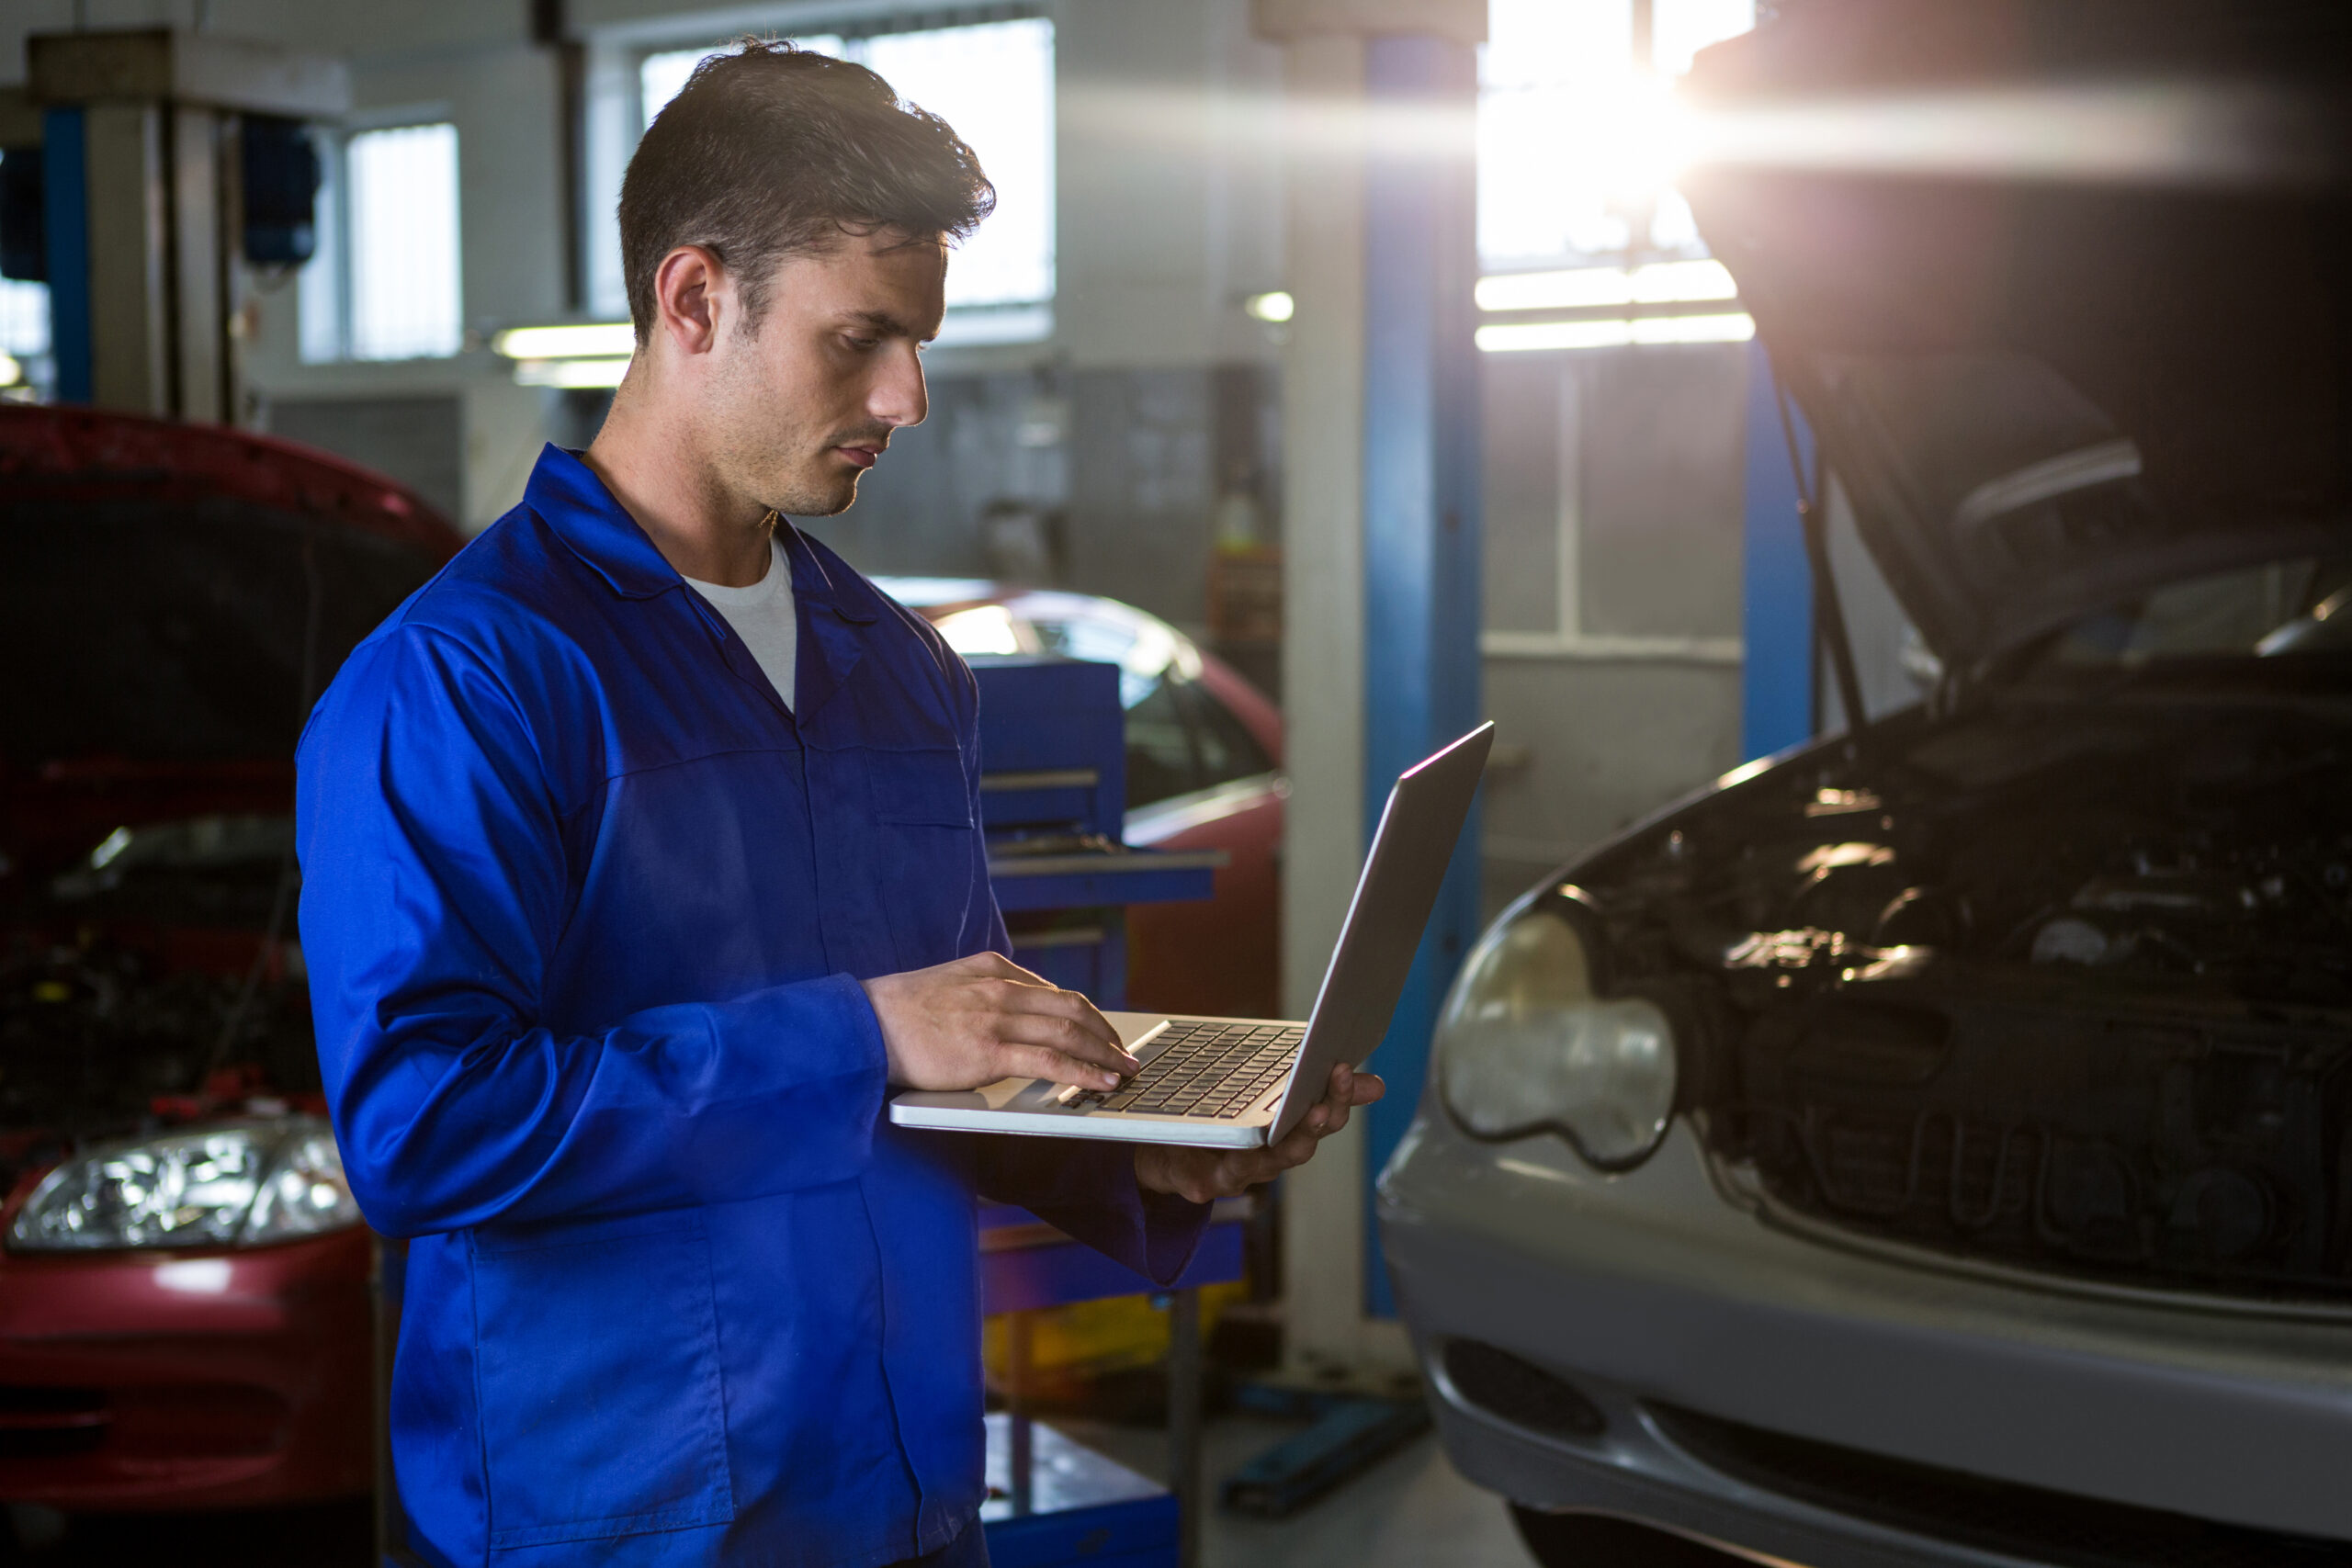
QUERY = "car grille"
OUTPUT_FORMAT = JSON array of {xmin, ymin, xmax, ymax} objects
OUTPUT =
[
  {"xmin": 0, "ymin": 1386, "xmax": 108, "ymax": 1459},
  {"xmin": 0, "ymin": 1382, "xmax": 290, "ymax": 1463},
  {"xmin": 1440, "ymin": 1339, "xmax": 1606, "ymax": 1441},
  {"xmin": 1648, "ymin": 1402, "xmax": 2352, "ymax": 1568},
  {"xmin": 1712, "ymin": 999, "xmax": 2352, "ymax": 1305}
]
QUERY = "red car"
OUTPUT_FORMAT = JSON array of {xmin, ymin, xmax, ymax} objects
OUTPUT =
[
  {"xmin": 0, "ymin": 403, "xmax": 458, "ymax": 1513},
  {"xmin": 875, "ymin": 578, "xmax": 1286, "ymax": 1021},
  {"xmin": 0, "ymin": 405, "xmax": 1283, "ymax": 1518}
]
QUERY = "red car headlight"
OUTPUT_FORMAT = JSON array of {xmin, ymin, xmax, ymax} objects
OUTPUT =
[{"xmin": 8, "ymin": 1115, "xmax": 362, "ymax": 1252}]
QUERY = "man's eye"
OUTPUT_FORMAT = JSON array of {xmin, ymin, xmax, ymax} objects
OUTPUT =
[{"xmin": 844, "ymin": 335, "xmax": 880, "ymax": 352}]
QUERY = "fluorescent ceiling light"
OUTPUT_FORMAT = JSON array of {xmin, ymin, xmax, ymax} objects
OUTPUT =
[
  {"xmin": 1478, "ymin": 270, "xmax": 1633, "ymax": 312},
  {"xmin": 493, "ymin": 322, "xmax": 637, "ymax": 360},
  {"xmin": 514, "ymin": 356, "xmax": 632, "ymax": 389},
  {"xmin": 1244, "ymin": 290, "xmax": 1295, "ymax": 323},
  {"xmin": 1476, "ymin": 259, "xmax": 1737, "ymax": 313},
  {"xmin": 1476, "ymin": 311, "xmax": 1753, "ymax": 353},
  {"xmin": 1629, "ymin": 259, "xmax": 1738, "ymax": 303},
  {"xmin": 1629, "ymin": 310, "xmax": 1754, "ymax": 344},
  {"xmin": 1479, "ymin": 319, "xmax": 1634, "ymax": 352}
]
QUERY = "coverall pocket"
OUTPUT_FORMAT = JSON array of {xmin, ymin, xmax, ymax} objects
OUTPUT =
[
  {"xmin": 868, "ymin": 747, "xmax": 981, "ymax": 965},
  {"xmin": 869, "ymin": 749, "xmax": 975, "ymax": 828},
  {"xmin": 473, "ymin": 1211, "xmax": 736, "ymax": 1550}
]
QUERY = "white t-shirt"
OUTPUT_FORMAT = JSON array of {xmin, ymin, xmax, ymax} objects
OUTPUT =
[{"xmin": 684, "ymin": 537, "xmax": 797, "ymax": 711}]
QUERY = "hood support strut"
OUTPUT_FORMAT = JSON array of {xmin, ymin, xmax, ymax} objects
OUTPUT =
[{"xmin": 1776, "ymin": 385, "xmax": 1869, "ymax": 738}]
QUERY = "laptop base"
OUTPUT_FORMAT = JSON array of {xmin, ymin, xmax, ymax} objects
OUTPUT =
[{"xmin": 887, "ymin": 1011, "xmax": 1298, "ymax": 1149}]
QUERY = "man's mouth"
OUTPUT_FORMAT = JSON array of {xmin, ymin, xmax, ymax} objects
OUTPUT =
[{"xmin": 834, "ymin": 444, "xmax": 880, "ymax": 471}]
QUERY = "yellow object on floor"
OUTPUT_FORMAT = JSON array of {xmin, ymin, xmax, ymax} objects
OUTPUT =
[{"xmin": 985, "ymin": 1281, "xmax": 1250, "ymax": 1388}]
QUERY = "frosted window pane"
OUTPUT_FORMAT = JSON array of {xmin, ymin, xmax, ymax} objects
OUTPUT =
[
  {"xmin": 298, "ymin": 132, "xmax": 342, "ymax": 364},
  {"xmin": 347, "ymin": 124, "xmax": 461, "ymax": 361},
  {"xmin": 640, "ymin": 48, "xmax": 707, "ymax": 124},
  {"xmin": 631, "ymin": 23, "xmax": 1055, "ymax": 311},
  {"xmin": 0, "ymin": 279, "xmax": 49, "ymax": 358},
  {"xmin": 864, "ymin": 19, "xmax": 1054, "ymax": 308}
]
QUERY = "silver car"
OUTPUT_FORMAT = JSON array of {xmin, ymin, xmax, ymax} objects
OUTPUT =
[{"xmin": 1382, "ymin": 5, "xmax": 2352, "ymax": 1564}]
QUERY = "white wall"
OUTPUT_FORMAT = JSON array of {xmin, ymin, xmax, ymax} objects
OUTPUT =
[
  {"xmin": 1053, "ymin": 0, "xmax": 1285, "ymax": 369},
  {"xmin": 1475, "ymin": 341, "xmax": 1755, "ymax": 909}
]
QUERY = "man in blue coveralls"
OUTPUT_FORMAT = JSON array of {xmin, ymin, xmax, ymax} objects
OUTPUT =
[{"xmin": 297, "ymin": 39, "xmax": 1377, "ymax": 1568}]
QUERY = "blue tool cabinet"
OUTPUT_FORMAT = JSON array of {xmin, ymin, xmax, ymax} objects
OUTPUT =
[
  {"xmin": 970, "ymin": 656, "xmax": 1235, "ymax": 1568},
  {"xmin": 971, "ymin": 657, "xmax": 1220, "ymax": 1007}
]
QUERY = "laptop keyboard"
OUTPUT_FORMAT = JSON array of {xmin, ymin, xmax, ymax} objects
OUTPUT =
[{"xmin": 1069, "ymin": 1020, "xmax": 1306, "ymax": 1120}]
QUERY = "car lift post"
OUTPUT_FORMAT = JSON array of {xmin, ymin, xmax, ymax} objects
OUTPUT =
[
  {"xmin": 23, "ymin": 27, "xmax": 347, "ymax": 422},
  {"xmin": 1251, "ymin": 0, "xmax": 1486, "ymax": 1385}
]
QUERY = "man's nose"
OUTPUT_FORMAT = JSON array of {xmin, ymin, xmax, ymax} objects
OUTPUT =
[{"xmin": 871, "ymin": 345, "xmax": 928, "ymax": 430}]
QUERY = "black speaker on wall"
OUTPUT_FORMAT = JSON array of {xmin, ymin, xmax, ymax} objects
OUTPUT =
[
  {"xmin": 241, "ymin": 115, "xmax": 323, "ymax": 268},
  {"xmin": 0, "ymin": 147, "xmax": 43, "ymax": 283}
]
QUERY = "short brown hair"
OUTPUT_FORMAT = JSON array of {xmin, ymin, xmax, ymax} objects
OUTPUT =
[{"xmin": 617, "ymin": 40, "xmax": 996, "ymax": 341}]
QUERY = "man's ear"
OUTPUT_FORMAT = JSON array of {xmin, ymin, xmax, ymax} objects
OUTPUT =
[{"xmin": 650, "ymin": 244, "xmax": 730, "ymax": 359}]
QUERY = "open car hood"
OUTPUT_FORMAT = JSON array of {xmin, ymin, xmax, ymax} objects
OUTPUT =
[
  {"xmin": 1682, "ymin": 0, "xmax": 2352, "ymax": 671},
  {"xmin": 0, "ymin": 406, "xmax": 461, "ymax": 869}
]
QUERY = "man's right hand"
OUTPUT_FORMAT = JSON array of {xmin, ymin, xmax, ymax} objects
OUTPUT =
[{"xmin": 862, "ymin": 952, "xmax": 1141, "ymax": 1092}]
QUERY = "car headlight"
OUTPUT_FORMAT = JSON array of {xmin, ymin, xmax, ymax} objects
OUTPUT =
[
  {"xmin": 8, "ymin": 1116, "xmax": 363, "ymax": 1252},
  {"xmin": 1436, "ymin": 901, "xmax": 1679, "ymax": 1169}
]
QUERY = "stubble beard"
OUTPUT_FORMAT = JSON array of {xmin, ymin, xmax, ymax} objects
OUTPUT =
[
  {"xmin": 706, "ymin": 348, "xmax": 865, "ymax": 521},
  {"xmin": 707, "ymin": 408, "xmax": 861, "ymax": 522},
  {"xmin": 781, "ymin": 461, "xmax": 863, "ymax": 518}
]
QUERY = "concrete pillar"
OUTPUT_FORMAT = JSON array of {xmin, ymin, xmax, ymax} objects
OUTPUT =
[
  {"xmin": 1254, "ymin": 0, "xmax": 1483, "ymax": 1382},
  {"xmin": 1268, "ymin": 23, "xmax": 1375, "ymax": 1381}
]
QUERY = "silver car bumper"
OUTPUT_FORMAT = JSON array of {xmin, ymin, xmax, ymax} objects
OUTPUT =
[{"xmin": 1378, "ymin": 1111, "xmax": 2352, "ymax": 1564}]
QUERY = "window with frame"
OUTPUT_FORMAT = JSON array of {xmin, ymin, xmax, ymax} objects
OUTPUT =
[
  {"xmin": 1476, "ymin": 0, "xmax": 1758, "ymax": 660},
  {"xmin": 631, "ymin": 16, "xmax": 1055, "ymax": 340},
  {"xmin": 300, "ymin": 121, "xmax": 464, "ymax": 364}
]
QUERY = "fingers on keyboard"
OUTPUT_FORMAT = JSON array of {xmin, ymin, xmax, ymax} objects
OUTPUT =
[{"xmin": 1087, "ymin": 1023, "xmax": 1304, "ymax": 1119}]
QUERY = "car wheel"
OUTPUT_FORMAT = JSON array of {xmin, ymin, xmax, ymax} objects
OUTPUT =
[{"xmin": 1510, "ymin": 1505, "xmax": 1746, "ymax": 1567}]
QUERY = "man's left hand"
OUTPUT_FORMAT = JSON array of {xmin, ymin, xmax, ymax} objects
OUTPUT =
[{"xmin": 1133, "ymin": 1063, "xmax": 1385, "ymax": 1204}]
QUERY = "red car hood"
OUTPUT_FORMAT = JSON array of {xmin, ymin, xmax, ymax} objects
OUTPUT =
[{"xmin": 0, "ymin": 405, "xmax": 461, "ymax": 875}]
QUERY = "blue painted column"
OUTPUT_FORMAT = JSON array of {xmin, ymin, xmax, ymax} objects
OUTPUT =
[
  {"xmin": 1359, "ymin": 33, "xmax": 1482, "ymax": 1319},
  {"xmin": 1740, "ymin": 340, "xmax": 1815, "ymax": 760},
  {"xmin": 41, "ymin": 107, "xmax": 92, "ymax": 406}
]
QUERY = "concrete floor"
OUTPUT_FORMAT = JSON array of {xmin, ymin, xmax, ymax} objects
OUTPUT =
[{"xmin": 1051, "ymin": 1411, "xmax": 1540, "ymax": 1568}]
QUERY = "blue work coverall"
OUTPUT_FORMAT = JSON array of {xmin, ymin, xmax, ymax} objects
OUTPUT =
[{"xmin": 297, "ymin": 446, "xmax": 1207, "ymax": 1567}]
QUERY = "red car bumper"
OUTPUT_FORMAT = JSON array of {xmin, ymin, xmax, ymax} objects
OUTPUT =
[{"xmin": 0, "ymin": 1231, "xmax": 373, "ymax": 1510}]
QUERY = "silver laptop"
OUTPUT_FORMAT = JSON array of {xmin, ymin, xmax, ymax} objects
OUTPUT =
[{"xmin": 888, "ymin": 722, "xmax": 1494, "ymax": 1148}]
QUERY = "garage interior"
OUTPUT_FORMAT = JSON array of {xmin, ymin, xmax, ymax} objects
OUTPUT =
[{"xmin": 2, "ymin": 0, "xmax": 2347, "ymax": 1565}]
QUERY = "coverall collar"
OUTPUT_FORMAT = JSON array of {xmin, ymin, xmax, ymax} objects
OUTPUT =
[
  {"xmin": 526, "ymin": 444, "xmax": 877, "ymax": 623},
  {"xmin": 525, "ymin": 445, "xmax": 877, "ymax": 718}
]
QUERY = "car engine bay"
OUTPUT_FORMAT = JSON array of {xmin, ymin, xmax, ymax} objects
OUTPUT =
[
  {"xmin": 1569, "ymin": 689, "xmax": 2352, "ymax": 1305},
  {"xmin": 0, "ymin": 813, "xmax": 320, "ymax": 1195}
]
